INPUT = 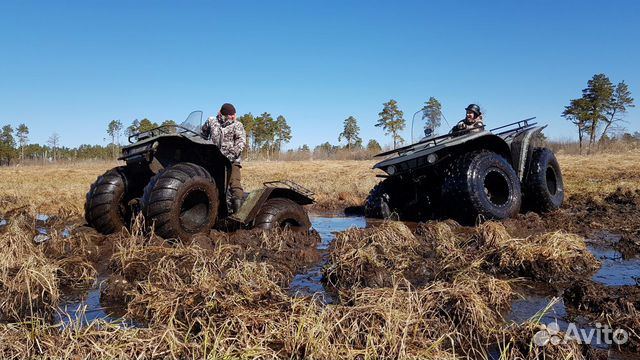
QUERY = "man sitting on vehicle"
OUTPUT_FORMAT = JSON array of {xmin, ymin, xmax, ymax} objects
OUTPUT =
[
  {"xmin": 452, "ymin": 104, "xmax": 484, "ymax": 133},
  {"xmin": 201, "ymin": 103, "xmax": 246, "ymax": 212}
]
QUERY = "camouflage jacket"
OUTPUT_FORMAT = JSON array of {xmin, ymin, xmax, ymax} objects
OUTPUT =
[
  {"xmin": 202, "ymin": 116, "xmax": 246, "ymax": 163},
  {"xmin": 452, "ymin": 116, "xmax": 484, "ymax": 133}
]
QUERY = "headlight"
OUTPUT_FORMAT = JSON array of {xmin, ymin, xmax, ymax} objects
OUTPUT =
[
  {"xmin": 387, "ymin": 165, "xmax": 396, "ymax": 175},
  {"xmin": 427, "ymin": 154, "xmax": 438, "ymax": 164}
]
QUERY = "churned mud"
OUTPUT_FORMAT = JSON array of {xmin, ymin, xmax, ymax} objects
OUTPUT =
[
  {"xmin": 502, "ymin": 188, "xmax": 640, "ymax": 256},
  {"xmin": 563, "ymin": 280, "xmax": 640, "ymax": 352},
  {"xmin": 1, "ymin": 201, "xmax": 639, "ymax": 358}
]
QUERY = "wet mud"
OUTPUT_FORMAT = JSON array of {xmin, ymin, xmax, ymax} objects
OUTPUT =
[
  {"xmin": 562, "ymin": 280, "xmax": 640, "ymax": 352},
  {"xmin": 2, "ymin": 199, "xmax": 639, "ymax": 358},
  {"xmin": 502, "ymin": 188, "xmax": 640, "ymax": 256}
]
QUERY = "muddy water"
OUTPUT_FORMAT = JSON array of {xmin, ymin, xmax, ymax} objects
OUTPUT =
[
  {"xmin": 56, "ymin": 276, "xmax": 130, "ymax": 327},
  {"xmin": 590, "ymin": 245, "xmax": 640, "ymax": 286},
  {"xmin": 57, "ymin": 212, "xmax": 639, "ymax": 355},
  {"xmin": 300, "ymin": 214, "xmax": 639, "ymax": 357},
  {"xmin": 289, "ymin": 215, "xmax": 367, "ymax": 302}
]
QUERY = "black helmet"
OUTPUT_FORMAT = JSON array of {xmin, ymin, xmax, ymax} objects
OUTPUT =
[{"xmin": 465, "ymin": 104, "xmax": 481, "ymax": 116}]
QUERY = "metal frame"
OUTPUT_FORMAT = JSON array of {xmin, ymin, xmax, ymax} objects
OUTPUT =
[{"xmin": 374, "ymin": 117, "xmax": 538, "ymax": 158}]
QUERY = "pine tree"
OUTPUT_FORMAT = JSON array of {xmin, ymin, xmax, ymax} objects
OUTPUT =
[
  {"xmin": 0, "ymin": 125, "xmax": 16, "ymax": 165},
  {"xmin": 15, "ymin": 124, "xmax": 29, "ymax": 162},
  {"xmin": 601, "ymin": 81, "xmax": 635, "ymax": 141},
  {"xmin": 366, "ymin": 139, "xmax": 382, "ymax": 152},
  {"xmin": 238, "ymin": 113, "xmax": 255, "ymax": 157},
  {"xmin": 274, "ymin": 115, "xmax": 292, "ymax": 152},
  {"xmin": 376, "ymin": 99, "xmax": 405, "ymax": 149},
  {"xmin": 338, "ymin": 116, "xmax": 361, "ymax": 149},
  {"xmin": 421, "ymin": 97, "xmax": 443, "ymax": 134}
]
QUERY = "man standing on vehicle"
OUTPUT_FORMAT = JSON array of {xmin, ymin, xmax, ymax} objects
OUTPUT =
[
  {"xmin": 452, "ymin": 104, "xmax": 484, "ymax": 133},
  {"xmin": 201, "ymin": 103, "xmax": 246, "ymax": 212}
]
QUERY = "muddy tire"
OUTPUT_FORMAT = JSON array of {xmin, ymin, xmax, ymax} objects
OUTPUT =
[
  {"xmin": 141, "ymin": 163, "xmax": 219, "ymax": 241},
  {"xmin": 443, "ymin": 150, "xmax": 521, "ymax": 223},
  {"xmin": 523, "ymin": 147, "xmax": 564, "ymax": 212},
  {"xmin": 254, "ymin": 198, "xmax": 311, "ymax": 231},
  {"xmin": 364, "ymin": 178, "xmax": 399, "ymax": 219},
  {"xmin": 85, "ymin": 166, "xmax": 140, "ymax": 234}
]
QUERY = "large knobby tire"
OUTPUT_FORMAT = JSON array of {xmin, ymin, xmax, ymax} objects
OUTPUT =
[
  {"xmin": 254, "ymin": 198, "xmax": 311, "ymax": 232},
  {"xmin": 141, "ymin": 163, "xmax": 219, "ymax": 241},
  {"xmin": 443, "ymin": 150, "xmax": 522, "ymax": 223},
  {"xmin": 523, "ymin": 147, "xmax": 564, "ymax": 212},
  {"xmin": 364, "ymin": 178, "xmax": 400, "ymax": 219},
  {"xmin": 85, "ymin": 166, "xmax": 137, "ymax": 234}
]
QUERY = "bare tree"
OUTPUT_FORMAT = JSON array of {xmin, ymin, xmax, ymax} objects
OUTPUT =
[{"xmin": 47, "ymin": 133, "xmax": 60, "ymax": 161}]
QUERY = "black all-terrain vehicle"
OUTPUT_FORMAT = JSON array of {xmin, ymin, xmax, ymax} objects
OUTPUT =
[
  {"xmin": 85, "ymin": 111, "xmax": 314, "ymax": 241},
  {"xmin": 365, "ymin": 117, "xmax": 564, "ymax": 223}
]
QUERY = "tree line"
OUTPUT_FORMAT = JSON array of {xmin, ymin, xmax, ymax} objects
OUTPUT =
[
  {"xmin": 0, "ymin": 123, "xmax": 120, "ymax": 165},
  {"xmin": 1, "ymin": 74, "xmax": 636, "ymax": 165}
]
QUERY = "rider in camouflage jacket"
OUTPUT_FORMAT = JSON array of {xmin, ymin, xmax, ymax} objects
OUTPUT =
[
  {"xmin": 452, "ymin": 103, "xmax": 484, "ymax": 133},
  {"xmin": 201, "ymin": 103, "xmax": 246, "ymax": 212},
  {"xmin": 202, "ymin": 113, "xmax": 246, "ymax": 163}
]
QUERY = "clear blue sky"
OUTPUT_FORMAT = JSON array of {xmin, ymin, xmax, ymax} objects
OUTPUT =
[{"xmin": 1, "ymin": 0, "xmax": 639, "ymax": 149}]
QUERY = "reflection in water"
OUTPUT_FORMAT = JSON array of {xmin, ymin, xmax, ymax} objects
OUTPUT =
[
  {"xmin": 590, "ymin": 245, "xmax": 640, "ymax": 286},
  {"xmin": 56, "ymin": 276, "xmax": 132, "ymax": 328},
  {"xmin": 289, "ymin": 216, "xmax": 367, "ymax": 302}
]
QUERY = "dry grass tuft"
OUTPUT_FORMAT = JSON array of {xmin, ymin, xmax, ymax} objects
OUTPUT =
[
  {"xmin": 478, "ymin": 226, "xmax": 601, "ymax": 282},
  {"xmin": 0, "ymin": 214, "xmax": 60, "ymax": 322},
  {"xmin": 55, "ymin": 256, "xmax": 97, "ymax": 288},
  {"xmin": 325, "ymin": 221, "xmax": 431, "ymax": 288},
  {"xmin": 497, "ymin": 321, "xmax": 590, "ymax": 360}
]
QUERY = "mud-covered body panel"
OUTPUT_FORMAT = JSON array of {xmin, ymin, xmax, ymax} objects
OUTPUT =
[{"xmin": 228, "ymin": 187, "xmax": 314, "ymax": 226}]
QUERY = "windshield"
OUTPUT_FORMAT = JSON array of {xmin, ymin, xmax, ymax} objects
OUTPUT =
[
  {"xmin": 410, "ymin": 107, "xmax": 449, "ymax": 144},
  {"xmin": 180, "ymin": 110, "xmax": 203, "ymax": 133}
]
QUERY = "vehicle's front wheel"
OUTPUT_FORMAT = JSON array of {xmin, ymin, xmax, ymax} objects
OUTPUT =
[
  {"xmin": 523, "ymin": 147, "xmax": 564, "ymax": 212},
  {"xmin": 254, "ymin": 198, "xmax": 311, "ymax": 232},
  {"xmin": 442, "ymin": 150, "xmax": 521, "ymax": 223},
  {"xmin": 364, "ymin": 178, "xmax": 401, "ymax": 220},
  {"xmin": 141, "ymin": 163, "xmax": 219, "ymax": 241},
  {"xmin": 85, "ymin": 166, "xmax": 140, "ymax": 234}
]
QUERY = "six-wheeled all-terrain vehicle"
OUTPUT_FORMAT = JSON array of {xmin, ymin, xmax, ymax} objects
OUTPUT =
[
  {"xmin": 364, "ymin": 118, "xmax": 564, "ymax": 223},
  {"xmin": 85, "ymin": 111, "xmax": 314, "ymax": 241}
]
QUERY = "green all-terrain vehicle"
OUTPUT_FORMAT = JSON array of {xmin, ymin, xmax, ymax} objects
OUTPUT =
[
  {"xmin": 365, "ymin": 117, "xmax": 564, "ymax": 223},
  {"xmin": 85, "ymin": 111, "xmax": 314, "ymax": 241}
]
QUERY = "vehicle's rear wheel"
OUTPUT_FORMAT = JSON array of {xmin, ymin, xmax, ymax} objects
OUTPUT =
[
  {"xmin": 442, "ymin": 150, "xmax": 521, "ymax": 223},
  {"xmin": 85, "ymin": 166, "xmax": 141, "ymax": 234},
  {"xmin": 141, "ymin": 163, "xmax": 219, "ymax": 241},
  {"xmin": 254, "ymin": 198, "xmax": 311, "ymax": 232},
  {"xmin": 364, "ymin": 178, "xmax": 401, "ymax": 220},
  {"xmin": 523, "ymin": 147, "xmax": 564, "ymax": 212}
]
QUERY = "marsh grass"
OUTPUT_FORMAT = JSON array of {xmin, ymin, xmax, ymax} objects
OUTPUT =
[
  {"xmin": 0, "ymin": 213, "xmax": 60, "ymax": 322},
  {"xmin": 2, "ymin": 152, "xmax": 640, "ymax": 214},
  {"xmin": 0, "ymin": 153, "xmax": 636, "ymax": 358}
]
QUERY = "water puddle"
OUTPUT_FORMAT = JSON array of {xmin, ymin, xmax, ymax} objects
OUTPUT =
[
  {"xmin": 589, "ymin": 245, "xmax": 640, "ymax": 286},
  {"xmin": 289, "ymin": 215, "xmax": 367, "ymax": 302},
  {"xmin": 0, "ymin": 218, "xmax": 7, "ymax": 228},
  {"xmin": 56, "ymin": 277, "xmax": 131, "ymax": 327},
  {"xmin": 32, "ymin": 214, "xmax": 74, "ymax": 243},
  {"xmin": 55, "ymin": 211, "xmax": 639, "ymax": 357}
]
